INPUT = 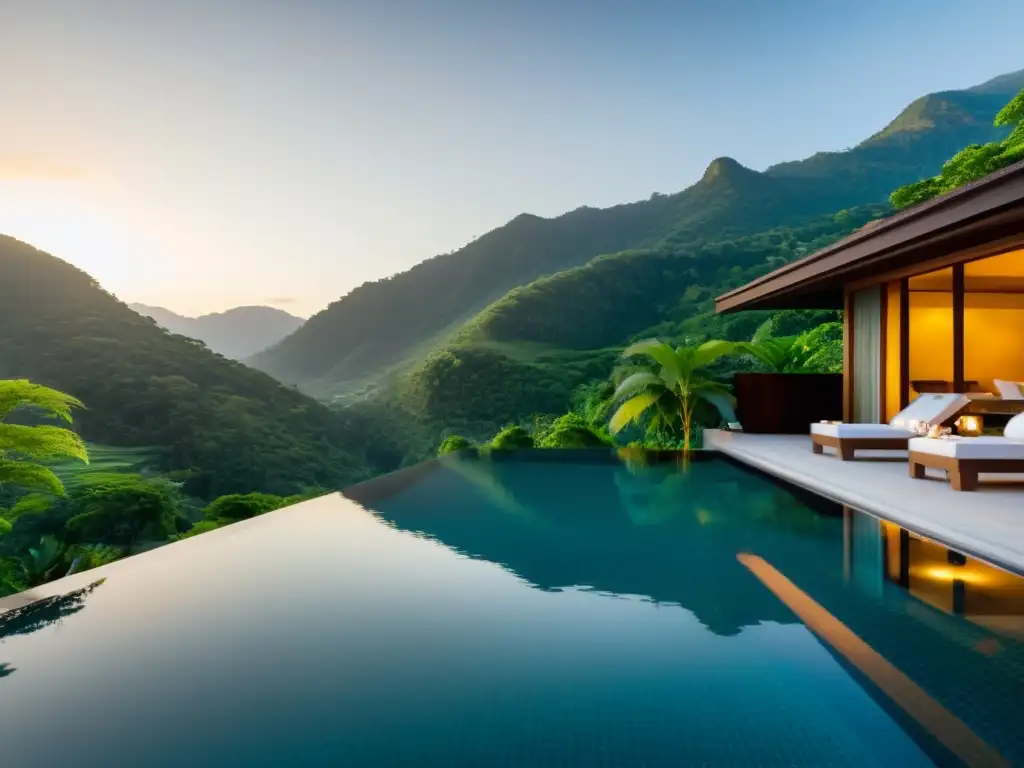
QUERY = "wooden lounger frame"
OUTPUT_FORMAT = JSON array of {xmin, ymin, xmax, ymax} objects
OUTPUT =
[
  {"xmin": 908, "ymin": 450, "xmax": 1024, "ymax": 491},
  {"xmin": 811, "ymin": 433, "xmax": 911, "ymax": 461}
]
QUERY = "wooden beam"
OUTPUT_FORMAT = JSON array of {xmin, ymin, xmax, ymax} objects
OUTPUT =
[
  {"xmin": 953, "ymin": 263, "xmax": 965, "ymax": 393},
  {"xmin": 716, "ymin": 197, "xmax": 1024, "ymax": 312},
  {"xmin": 899, "ymin": 278, "xmax": 910, "ymax": 410}
]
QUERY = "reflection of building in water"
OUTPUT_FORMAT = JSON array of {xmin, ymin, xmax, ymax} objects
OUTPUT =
[
  {"xmin": 874, "ymin": 519, "xmax": 1024, "ymax": 638},
  {"xmin": 843, "ymin": 507, "xmax": 885, "ymax": 599}
]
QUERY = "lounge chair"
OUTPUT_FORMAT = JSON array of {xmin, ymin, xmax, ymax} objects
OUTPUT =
[
  {"xmin": 810, "ymin": 393, "xmax": 969, "ymax": 461},
  {"xmin": 908, "ymin": 413, "xmax": 1024, "ymax": 491}
]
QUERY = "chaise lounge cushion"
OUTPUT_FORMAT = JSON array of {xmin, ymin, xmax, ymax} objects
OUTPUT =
[
  {"xmin": 811, "ymin": 423, "xmax": 914, "ymax": 439},
  {"xmin": 887, "ymin": 393, "xmax": 970, "ymax": 429},
  {"xmin": 908, "ymin": 436, "xmax": 1024, "ymax": 460},
  {"xmin": 993, "ymin": 379, "xmax": 1024, "ymax": 400},
  {"xmin": 1005, "ymin": 412, "xmax": 1024, "ymax": 440}
]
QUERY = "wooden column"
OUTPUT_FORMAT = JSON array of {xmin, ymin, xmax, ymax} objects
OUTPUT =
[
  {"xmin": 899, "ymin": 278, "xmax": 910, "ymax": 409},
  {"xmin": 879, "ymin": 286, "xmax": 888, "ymax": 420},
  {"xmin": 843, "ymin": 290, "xmax": 854, "ymax": 422},
  {"xmin": 953, "ymin": 264, "xmax": 965, "ymax": 393}
]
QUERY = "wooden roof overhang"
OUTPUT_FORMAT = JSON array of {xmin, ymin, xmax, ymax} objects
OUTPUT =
[{"xmin": 715, "ymin": 160, "xmax": 1024, "ymax": 313}]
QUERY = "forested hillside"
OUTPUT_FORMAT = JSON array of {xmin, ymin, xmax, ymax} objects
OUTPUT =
[
  {"xmin": 0, "ymin": 237, "xmax": 371, "ymax": 498},
  {"xmin": 251, "ymin": 70, "xmax": 1024, "ymax": 399},
  {"xmin": 375, "ymin": 207, "xmax": 878, "ymax": 454},
  {"xmin": 129, "ymin": 304, "xmax": 304, "ymax": 360}
]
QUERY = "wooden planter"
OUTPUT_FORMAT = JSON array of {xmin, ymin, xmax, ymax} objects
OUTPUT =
[{"xmin": 735, "ymin": 373, "xmax": 843, "ymax": 434}]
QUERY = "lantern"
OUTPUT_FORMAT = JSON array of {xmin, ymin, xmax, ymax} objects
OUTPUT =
[{"xmin": 956, "ymin": 414, "xmax": 983, "ymax": 437}]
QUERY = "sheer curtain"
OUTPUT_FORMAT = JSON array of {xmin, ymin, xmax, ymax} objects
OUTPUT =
[{"xmin": 852, "ymin": 286, "xmax": 882, "ymax": 423}]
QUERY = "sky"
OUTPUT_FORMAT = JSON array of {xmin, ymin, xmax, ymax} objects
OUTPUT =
[{"xmin": 1, "ymin": 0, "xmax": 1022, "ymax": 318}]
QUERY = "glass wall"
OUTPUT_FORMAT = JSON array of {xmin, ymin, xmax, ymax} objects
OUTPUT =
[
  {"xmin": 908, "ymin": 266, "xmax": 954, "ymax": 396},
  {"xmin": 964, "ymin": 249, "xmax": 1024, "ymax": 394},
  {"xmin": 854, "ymin": 248, "xmax": 1024, "ymax": 424}
]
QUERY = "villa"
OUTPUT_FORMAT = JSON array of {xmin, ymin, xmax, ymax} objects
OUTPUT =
[{"xmin": 709, "ymin": 158, "xmax": 1024, "ymax": 572}]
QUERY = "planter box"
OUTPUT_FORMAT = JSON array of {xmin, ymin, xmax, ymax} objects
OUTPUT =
[{"xmin": 735, "ymin": 373, "xmax": 843, "ymax": 434}]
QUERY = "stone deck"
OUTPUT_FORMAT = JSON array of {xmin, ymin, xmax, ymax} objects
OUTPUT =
[{"xmin": 705, "ymin": 429, "xmax": 1024, "ymax": 574}]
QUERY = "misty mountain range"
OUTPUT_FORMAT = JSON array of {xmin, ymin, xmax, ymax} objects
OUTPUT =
[{"xmin": 129, "ymin": 303, "xmax": 305, "ymax": 360}]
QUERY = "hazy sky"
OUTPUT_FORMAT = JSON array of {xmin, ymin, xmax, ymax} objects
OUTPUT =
[{"xmin": 2, "ymin": 1, "xmax": 1022, "ymax": 317}]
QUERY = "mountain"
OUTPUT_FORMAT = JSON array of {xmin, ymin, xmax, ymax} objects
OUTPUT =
[
  {"xmin": 0, "ymin": 236, "xmax": 371, "ymax": 497},
  {"xmin": 128, "ymin": 303, "xmax": 304, "ymax": 360},
  {"xmin": 251, "ymin": 69, "xmax": 1024, "ymax": 400}
]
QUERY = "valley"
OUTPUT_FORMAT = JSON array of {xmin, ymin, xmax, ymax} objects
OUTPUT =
[{"xmin": 1, "ymin": 68, "xmax": 1023, "ymax": 598}]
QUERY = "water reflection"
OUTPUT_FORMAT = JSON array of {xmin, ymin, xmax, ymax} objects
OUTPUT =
[
  {"xmin": 359, "ymin": 452, "xmax": 1024, "ymax": 764},
  {"xmin": 0, "ymin": 662, "xmax": 14, "ymax": 678},
  {"xmin": 879, "ymin": 520, "xmax": 1024, "ymax": 631},
  {"xmin": 0, "ymin": 579, "xmax": 105, "ymax": 641},
  {"xmin": 362, "ymin": 453, "xmax": 814, "ymax": 637}
]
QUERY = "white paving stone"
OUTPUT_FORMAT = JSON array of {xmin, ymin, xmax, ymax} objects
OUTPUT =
[{"xmin": 705, "ymin": 429, "xmax": 1024, "ymax": 574}]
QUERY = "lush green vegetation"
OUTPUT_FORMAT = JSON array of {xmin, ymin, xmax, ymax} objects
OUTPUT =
[
  {"xmin": 735, "ymin": 320, "xmax": 843, "ymax": 374},
  {"xmin": 371, "ymin": 207, "xmax": 872, "ymax": 461},
  {"xmin": 610, "ymin": 339, "xmax": 737, "ymax": 449},
  {"xmin": 0, "ymin": 382, "xmax": 322, "ymax": 597},
  {"xmin": 49, "ymin": 444, "xmax": 157, "ymax": 490},
  {"xmin": 891, "ymin": 85, "xmax": 1024, "ymax": 208},
  {"xmin": 0, "ymin": 236, "xmax": 374, "ymax": 498}
]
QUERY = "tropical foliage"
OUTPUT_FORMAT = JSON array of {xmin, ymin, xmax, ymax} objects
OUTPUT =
[
  {"xmin": 891, "ymin": 86, "xmax": 1024, "ymax": 209},
  {"xmin": 0, "ymin": 380, "xmax": 88, "ymax": 497},
  {"xmin": 609, "ymin": 339, "xmax": 737, "ymax": 449},
  {"xmin": 64, "ymin": 474, "xmax": 180, "ymax": 553},
  {"xmin": 736, "ymin": 319, "xmax": 843, "ymax": 374}
]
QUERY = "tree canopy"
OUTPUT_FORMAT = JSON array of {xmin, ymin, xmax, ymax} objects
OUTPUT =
[{"xmin": 890, "ymin": 86, "xmax": 1024, "ymax": 209}]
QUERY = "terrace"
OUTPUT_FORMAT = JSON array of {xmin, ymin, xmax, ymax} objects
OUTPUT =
[
  {"xmin": 705, "ymin": 430, "xmax": 1024, "ymax": 573},
  {"xmin": 712, "ymin": 160, "xmax": 1024, "ymax": 574}
]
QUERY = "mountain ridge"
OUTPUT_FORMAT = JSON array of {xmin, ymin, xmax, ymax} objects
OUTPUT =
[
  {"xmin": 129, "ymin": 303, "xmax": 304, "ymax": 360},
  {"xmin": 0, "ymin": 235, "xmax": 370, "ymax": 496},
  {"xmin": 251, "ymin": 67, "xmax": 1023, "ymax": 399}
]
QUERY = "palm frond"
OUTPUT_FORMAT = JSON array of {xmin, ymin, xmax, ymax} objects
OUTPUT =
[
  {"xmin": 612, "ymin": 371, "xmax": 663, "ymax": 402},
  {"xmin": 0, "ymin": 424, "xmax": 88, "ymax": 463},
  {"xmin": 610, "ymin": 392, "xmax": 660, "ymax": 434},
  {"xmin": 693, "ymin": 339, "xmax": 736, "ymax": 369},
  {"xmin": 622, "ymin": 339, "xmax": 679, "ymax": 372},
  {"xmin": 0, "ymin": 380, "xmax": 84, "ymax": 423},
  {"xmin": 751, "ymin": 319, "xmax": 775, "ymax": 344},
  {"xmin": 0, "ymin": 460, "xmax": 66, "ymax": 496}
]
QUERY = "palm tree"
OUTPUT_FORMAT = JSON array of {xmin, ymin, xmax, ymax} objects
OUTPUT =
[
  {"xmin": 609, "ymin": 339, "xmax": 737, "ymax": 450},
  {"xmin": 0, "ymin": 380, "xmax": 88, "ymax": 497}
]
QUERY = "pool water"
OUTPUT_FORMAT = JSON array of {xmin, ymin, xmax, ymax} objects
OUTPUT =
[{"xmin": 1, "ymin": 451, "xmax": 1022, "ymax": 766}]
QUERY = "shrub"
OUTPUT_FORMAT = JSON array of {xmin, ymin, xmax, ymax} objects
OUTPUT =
[
  {"xmin": 200, "ymin": 492, "xmax": 289, "ymax": 522},
  {"xmin": 437, "ymin": 435, "xmax": 473, "ymax": 456},
  {"xmin": 537, "ymin": 413, "xmax": 608, "ymax": 448},
  {"xmin": 490, "ymin": 425, "xmax": 535, "ymax": 449},
  {"xmin": 178, "ymin": 519, "xmax": 224, "ymax": 540}
]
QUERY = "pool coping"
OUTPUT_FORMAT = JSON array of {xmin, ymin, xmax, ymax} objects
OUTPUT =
[{"xmin": 706, "ymin": 431, "xmax": 1024, "ymax": 578}]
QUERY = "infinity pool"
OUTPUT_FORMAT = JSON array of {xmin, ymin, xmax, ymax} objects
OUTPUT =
[{"xmin": 0, "ymin": 451, "xmax": 1021, "ymax": 766}]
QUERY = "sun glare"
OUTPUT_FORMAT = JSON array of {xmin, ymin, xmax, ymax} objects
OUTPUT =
[{"xmin": 0, "ymin": 179, "xmax": 140, "ymax": 283}]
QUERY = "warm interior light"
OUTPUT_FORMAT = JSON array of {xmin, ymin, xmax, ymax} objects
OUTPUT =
[
  {"xmin": 957, "ymin": 415, "xmax": 983, "ymax": 436},
  {"xmin": 915, "ymin": 566, "xmax": 990, "ymax": 586}
]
